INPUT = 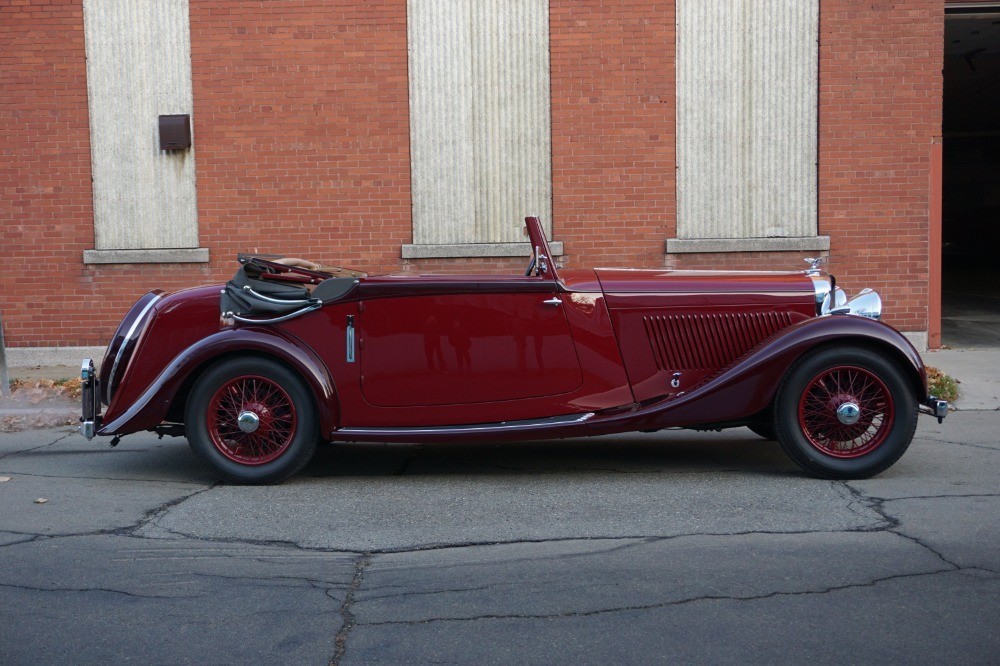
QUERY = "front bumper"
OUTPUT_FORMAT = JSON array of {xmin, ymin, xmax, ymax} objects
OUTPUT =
[
  {"xmin": 920, "ymin": 396, "xmax": 950, "ymax": 424},
  {"xmin": 80, "ymin": 358, "xmax": 101, "ymax": 439}
]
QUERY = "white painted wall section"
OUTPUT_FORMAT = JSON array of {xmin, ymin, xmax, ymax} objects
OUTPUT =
[
  {"xmin": 676, "ymin": 0, "xmax": 818, "ymax": 240},
  {"xmin": 407, "ymin": 0, "xmax": 552, "ymax": 246},
  {"xmin": 83, "ymin": 0, "xmax": 198, "ymax": 251}
]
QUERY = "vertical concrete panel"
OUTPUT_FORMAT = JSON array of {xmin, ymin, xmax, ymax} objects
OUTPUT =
[
  {"xmin": 677, "ymin": 0, "xmax": 817, "ymax": 240},
  {"xmin": 84, "ymin": 0, "xmax": 197, "ymax": 250},
  {"xmin": 409, "ymin": 0, "xmax": 551, "ymax": 245}
]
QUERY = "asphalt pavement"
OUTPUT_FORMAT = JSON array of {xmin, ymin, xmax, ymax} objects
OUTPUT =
[{"xmin": 0, "ymin": 412, "xmax": 997, "ymax": 664}]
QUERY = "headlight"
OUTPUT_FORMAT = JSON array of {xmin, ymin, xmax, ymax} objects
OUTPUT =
[
  {"xmin": 99, "ymin": 291, "xmax": 163, "ymax": 405},
  {"xmin": 824, "ymin": 288, "xmax": 882, "ymax": 321},
  {"xmin": 841, "ymin": 288, "xmax": 882, "ymax": 320}
]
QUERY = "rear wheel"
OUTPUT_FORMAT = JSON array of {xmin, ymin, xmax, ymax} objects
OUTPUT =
[
  {"xmin": 774, "ymin": 346, "xmax": 917, "ymax": 479},
  {"xmin": 185, "ymin": 357, "xmax": 317, "ymax": 484}
]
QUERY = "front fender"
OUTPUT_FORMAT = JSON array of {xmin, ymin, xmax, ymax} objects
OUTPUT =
[
  {"xmin": 99, "ymin": 327, "xmax": 338, "ymax": 436},
  {"xmin": 589, "ymin": 315, "xmax": 926, "ymax": 433}
]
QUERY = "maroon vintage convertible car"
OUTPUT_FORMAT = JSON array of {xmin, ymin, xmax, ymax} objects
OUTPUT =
[{"xmin": 80, "ymin": 217, "xmax": 948, "ymax": 483}]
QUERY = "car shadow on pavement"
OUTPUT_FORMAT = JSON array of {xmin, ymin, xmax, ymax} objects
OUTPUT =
[{"xmin": 303, "ymin": 429, "xmax": 801, "ymax": 480}]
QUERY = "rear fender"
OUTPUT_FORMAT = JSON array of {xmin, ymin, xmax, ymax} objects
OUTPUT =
[
  {"xmin": 590, "ymin": 315, "xmax": 926, "ymax": 433},
  {"xmin": 98, "ymin": 327, "xmax": 338, "ymax": 436}
]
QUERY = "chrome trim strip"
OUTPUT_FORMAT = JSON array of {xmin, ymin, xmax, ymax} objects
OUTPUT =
[
  {"xmin": 226, "ymin": 303, "xmax": 322, "ymax": 325},
  {"xmin": 337, "ymin": 412, "xmax": 595, "ymax": 437},
  {"xmin": 108, "ymin": 294, "xmax": 162, "ymax": 401},
  {"xmin": 241, "ymin": 284, "xmax": 318, "ymax": 307}
]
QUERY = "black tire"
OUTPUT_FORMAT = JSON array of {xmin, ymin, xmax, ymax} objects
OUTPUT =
[
  {"xmin": 185, "ymin": 357, "xmax": 318, "ymax": 484},
  {"xmin": 748, "ymin": 422, "xmax": 777, "ymax": 440},
  {"xmin": 774, "ymin": 346, "xmax": 917, "ymax": 479}
]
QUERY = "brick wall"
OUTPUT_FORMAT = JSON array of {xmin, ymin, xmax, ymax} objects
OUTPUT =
[
  {"xmin": 1, "ymin": 1, "xmax": 93, "ymax": 347},
  {"xmin": 190, "ymin": 0, "xmax": 411, "ymax": 281},
  {"xmin": 0, "ymin": 1, "xmax": 199, "ymax": 349},
  {"xmin": 549, "ymin": 0, "xmax": 676, "ymax": 270},
  {"xmin": 816, "ymin": 0, "xmax": 942, "ymax": 332},
  {"xmin": 1, "ymin": 0, "xmax": 942, "ymax": 347}
]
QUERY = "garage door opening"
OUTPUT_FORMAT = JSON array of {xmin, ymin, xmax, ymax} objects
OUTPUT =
[{"xmin": 943, "ymin": 6, "xmax": 1000, "ymax": 347}]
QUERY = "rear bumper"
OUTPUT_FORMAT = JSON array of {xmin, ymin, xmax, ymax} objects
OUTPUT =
[{"xmin": 80, "ymin": 359, "xmax": 102, "ymax": 439}]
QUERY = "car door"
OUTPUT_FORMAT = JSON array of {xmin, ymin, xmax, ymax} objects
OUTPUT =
[{"xmin": 357, "ymin": 279, "xmax": 583, "ymax": 408}]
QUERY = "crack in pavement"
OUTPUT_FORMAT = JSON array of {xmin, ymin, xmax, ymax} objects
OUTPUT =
[
  {"xmin": 189, "ymin": 570, "xmax": 347, "ymax": 592},
  {"xmin": 831, "ymin": 480, "xmax": 892, "ymax": 528},
  {"xmin": 0, "ymin": 470, "xmax": 208, "ymax": 486},
  {"xmin": 0, "ymin": 581, "xmax": 201, "ymax": 600},
  {"xmin": 0, "ymin": 534, "xmax": 43, "ymax": 550},
  {"xmin": 358, "ymin": 566, "xmax": 988, "ymax": 627},
  {"xmin": 124, "ymin": 482, "xmax": 221, "ymax": 538},
  {"xmin": 331, "ymin": 552, "xmax": 371, "ymax": 666},
  {"xmin": 841, "ymin": 481, "xmax": 963, "ymax": 570},
  {"xmin": 923, "ymin": 438, "xmax": 999, "ymax": 453},
  {"xmin": 0, "ymin": 431, "xmax": 75, "ymax": 462},
  {"xmin": 881, "ymin": 493, "xmax": 999, "ymax": 501}
]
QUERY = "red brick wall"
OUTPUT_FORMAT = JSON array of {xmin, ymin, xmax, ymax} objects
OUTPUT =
[
  {"xmin": 1, "ymin": 1, "xmax": 93, "ymax": 346},
  {"xmin": 549, "ymin": 0, "xmax": 676, "ymax": 269},
  {"xmin": 190, "ymin": 0, "xmax": 411, "ymax": 280},
  {"xmin": 0, "ymin": 1, "xmax": 206, "ymax": 348},
  {"xmin": 1, "ymin": 0, "xmax": 413, "ymax": 348},
  {"xmin": 1, "ymin": 0, "xmax": 942, "ymax": 347},
  {"xmin": 816, "ymin": 1, "xmax": 942, "ymax": 332}
]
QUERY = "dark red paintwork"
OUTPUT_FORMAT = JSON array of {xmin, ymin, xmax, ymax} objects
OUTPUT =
[{"xmin": 93, "ymin": 217, "xmax": 929, "ymax": 447}]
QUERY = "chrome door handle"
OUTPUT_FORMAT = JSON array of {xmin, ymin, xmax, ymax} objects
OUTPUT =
[
  {"xmin": 541, "ymin": 297, "xmax": 561, "ymax": 306},
  {"xmin": 346, "ymin": 315, "xmax": 355, "ymax": 363}
]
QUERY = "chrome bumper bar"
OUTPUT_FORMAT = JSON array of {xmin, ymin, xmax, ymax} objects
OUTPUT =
[
  {"xmin": 80, "ymin": 358, "xmax": 101, "ymax": 439},
  {"xmin": 919, "ymin": 396, "xmax": 949, "ymax": 424}
]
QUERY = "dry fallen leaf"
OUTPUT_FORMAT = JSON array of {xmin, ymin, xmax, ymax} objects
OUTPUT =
[{"xmin": 34, "ymin": 497, "xmax": 48, "ymax": 504}]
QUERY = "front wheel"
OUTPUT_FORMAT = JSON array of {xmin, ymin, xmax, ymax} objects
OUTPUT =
[
  {"xmin": 185, "ymin": 357, "xmax": 318, "ymax": 484},
  {"xmin": 774, "ymin": 346, "xmax": 917, "ymax": 479}
]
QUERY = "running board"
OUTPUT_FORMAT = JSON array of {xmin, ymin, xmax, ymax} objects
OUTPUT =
[{"xmin": 332, "ymin": 412, "xmax": 595, "ymax": 442}]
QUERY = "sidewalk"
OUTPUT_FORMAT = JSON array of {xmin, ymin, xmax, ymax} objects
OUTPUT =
[
  {"xmin": 924, "ymin": 349, "xmax": 1000, "ymax": 411},
  {"xmin": 1, "ymin": 364, "xmax": 86, "ymax": 432}
]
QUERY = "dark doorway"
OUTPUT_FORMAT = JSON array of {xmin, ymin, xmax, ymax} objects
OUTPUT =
[{"xmin": 943, "ymin": 7, "xmax": 1000, "ymax": 347}]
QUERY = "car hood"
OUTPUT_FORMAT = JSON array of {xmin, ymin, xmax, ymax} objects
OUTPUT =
[{"xmin": 594, "ymin": 268, "xmax": 814, "ymax": 295}]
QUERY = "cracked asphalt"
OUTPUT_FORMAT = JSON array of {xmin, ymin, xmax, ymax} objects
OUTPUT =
[{"xmin": 0, "ymin": 412, "xmax": 997, "ymax": 664}]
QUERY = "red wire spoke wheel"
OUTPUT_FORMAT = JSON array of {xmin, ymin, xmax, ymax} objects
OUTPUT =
[
  {"xmin": 206, "ymin": 375, "xmax": 297, "ymax": 465},
  {"xmin": 797, "ymin": 365, "xmax": 894, "ymax": 459},
  {"xmin": 775, "ymin": 346, "xmax": 917, "ymax": 479},
  {"xmin": 186, "ymin": 358, "xmax": 318, "ymax": 484}
]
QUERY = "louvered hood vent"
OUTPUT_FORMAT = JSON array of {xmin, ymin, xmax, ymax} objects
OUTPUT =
[{"xmin": 643, "ymin": 311, "xmax": 800, "ymax": 372}]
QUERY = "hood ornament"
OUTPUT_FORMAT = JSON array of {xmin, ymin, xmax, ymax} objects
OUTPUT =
[{"xmin": 804, "ymin": 257, "xmax": 824, "ymax": 276}]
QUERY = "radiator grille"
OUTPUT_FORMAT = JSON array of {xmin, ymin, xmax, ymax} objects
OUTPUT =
[{"xmin": 643, "ymin": 311, "xmax": 797, "ymax": 371}]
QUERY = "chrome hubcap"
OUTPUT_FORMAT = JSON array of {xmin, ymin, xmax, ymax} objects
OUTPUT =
[
  {"xmin": 836, "ymin": 402, "xmax": 861, "ymax": 425},
  {"xmin": 237, "ymin": 411, "xmax": 260, "ymax": 433}
]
